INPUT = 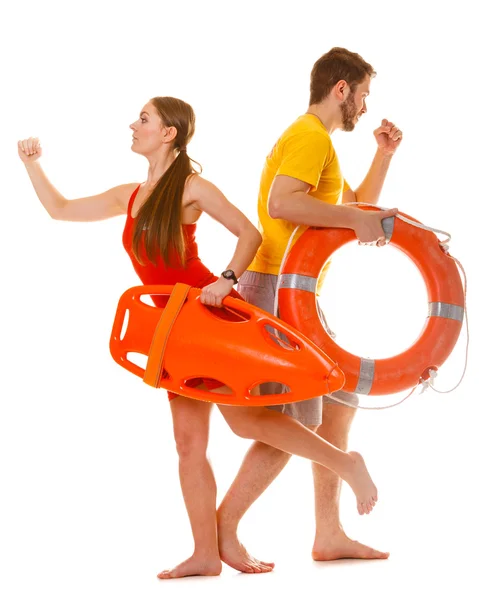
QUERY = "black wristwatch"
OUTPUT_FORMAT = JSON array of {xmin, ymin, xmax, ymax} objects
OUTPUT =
[{"xmin": 221, "ymin": 269, "xmax": 238, "ymax": 285}]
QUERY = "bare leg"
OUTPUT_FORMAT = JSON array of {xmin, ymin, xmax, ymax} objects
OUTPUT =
[
  {"xmin": 157, "ymin": 395, "xmax": 222, "ymax": 579},
  {"xmin": 217, "ymin": 440, "xmax": 292, "ymax": 572},
  {"xmin": 218, "ymin": 404, "xmax": 377, "ymax": 515},
  {"xmin": 217, "ymin": 423, "xmax": 319, "ymax": 572},
  {"xmin": 311, "ymin": 402, "xmax": 389, "ymax": 560}
]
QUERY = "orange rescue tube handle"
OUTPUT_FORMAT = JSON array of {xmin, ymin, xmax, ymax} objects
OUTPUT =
[{"xmin": 143, "ymin": 283, "xmax": 191, "ymax": 387}]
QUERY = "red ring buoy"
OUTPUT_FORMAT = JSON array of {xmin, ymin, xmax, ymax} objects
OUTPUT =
[{"xmin": 277, "ymin": 208, "xmax": 465, "ymax": 395}]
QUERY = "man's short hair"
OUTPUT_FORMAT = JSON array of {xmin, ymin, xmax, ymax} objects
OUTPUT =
[{"xmin": 310, "ymin": 47, "xmax": 376, "ymax": 105}]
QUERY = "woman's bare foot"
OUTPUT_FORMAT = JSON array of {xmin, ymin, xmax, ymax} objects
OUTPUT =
[
  {"xmin": 312, "ymin": 528, "xmax": 389, "ymax": 560},
  {"xmin": 342, "ymin": 451, "xmax": 378, "ymax": 515},
  {"xmin": 217, "ymin": 525, "xmax": 274, "ymax": 574},
  {"xmin": 157, "ymin": 554, "xmax": 222, "ymax": 579}
]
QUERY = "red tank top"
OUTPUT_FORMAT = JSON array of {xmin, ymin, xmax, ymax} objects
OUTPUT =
[{"xmin": 122, "ymin": 185, "xmax": 241, "ymax": 306}]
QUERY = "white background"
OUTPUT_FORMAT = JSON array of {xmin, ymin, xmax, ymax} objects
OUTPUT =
[{"xmin": 1, "ymin": 1, "xmax": 477, "ymax": 599}]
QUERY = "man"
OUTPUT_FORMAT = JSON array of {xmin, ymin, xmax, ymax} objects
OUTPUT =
[{"xmin": 217, "ymin": 47, "xmax": 402, "ymax": 574}]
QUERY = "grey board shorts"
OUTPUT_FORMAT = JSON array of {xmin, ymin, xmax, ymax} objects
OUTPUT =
[{"xmin": 237, "ymin": 270, "xmax": 358, "ymax": 426}]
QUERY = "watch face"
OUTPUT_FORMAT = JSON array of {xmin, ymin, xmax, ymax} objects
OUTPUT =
[{"xmin": 222, "ymin": 269, "xmax": 237, "ymax": 282}]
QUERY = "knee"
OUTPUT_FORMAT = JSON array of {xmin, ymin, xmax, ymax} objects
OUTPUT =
[
  {"xmin": 227, "ymin": 418, "xmax": 253, "ymax": 440},
  {"xmin": 174, "ymin": 429, "xmax": 208, "ymax": 461},
  {"xmin": 225, "ymin": 411, "xmax": 264, "ymax": 440}
]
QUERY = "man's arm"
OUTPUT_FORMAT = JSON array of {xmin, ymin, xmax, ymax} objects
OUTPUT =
[
  {"xmin": 268, "ymin": 175, "xmax": 397, "ymax": 245},
  {"xmin": 268, "ymin": 175, "xmax": 359, "ymax": 227},
  {"xmin": 351, "ymin": 119, "xmax": 403, "ymax": 206},
  {"xmin": 354, "ymin": 150, "xmax": 393, "ymax": 205}
]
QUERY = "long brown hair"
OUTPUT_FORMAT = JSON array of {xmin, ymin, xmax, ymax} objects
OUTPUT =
[
  {"xmin": 132, "ymin": 96, "xmax": 202, "ymax": 267},
  {"xmin": 309, "ymin": 47, "xmax": 376, "ymax": 105}
]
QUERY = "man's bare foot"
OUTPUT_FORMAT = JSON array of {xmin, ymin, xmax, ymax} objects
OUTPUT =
[
  {"xmin": 342, "ymin": 451, "xmax": 378, "ymax": 515},
  {"xmin": 217, "ymin": 526, "xmax": 274, "ymax": 574},
  {"xmin": 312, "ymin": 528, "xmax": 389, "ymax": 561},
  {"xmin": 157, "ymin": 554, "xmax": 222, "ymax": 579}
]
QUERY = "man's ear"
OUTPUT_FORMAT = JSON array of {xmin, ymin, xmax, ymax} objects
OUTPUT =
[{"xmin": 333, "ymin": 79, "xmax": 349, "ymax": 101}]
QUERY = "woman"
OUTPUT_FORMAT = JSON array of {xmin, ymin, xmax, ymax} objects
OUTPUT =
[{"xmin": 18, "ymin": 96, "xmax": 378, "ymax": 580}]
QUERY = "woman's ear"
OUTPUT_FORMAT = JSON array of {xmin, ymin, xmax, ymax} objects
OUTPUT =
[{"xmin": 163, "ymin": 125, "xmax": 178, "ymax": 144}]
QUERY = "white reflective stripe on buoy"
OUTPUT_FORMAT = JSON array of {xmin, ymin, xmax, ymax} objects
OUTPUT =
[
  {"xmin": 428, "ymin": 302, "xmax": 464, "ymax": 322},
  {"xmin": 382, "ymin": 215, "xmax": 395, "ymax": 242},
  {"xmin": 278, "ymin": 273, "xmax": 316, "ymax": 293},
  {"xmin": 354, "ymin": 357, "xmax": 375, "ymax": 395}
]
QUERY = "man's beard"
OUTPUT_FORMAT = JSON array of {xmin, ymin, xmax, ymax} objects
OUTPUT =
[{"xmin": 340, "ymin": 93, "xmax": 360, "ymax": 132}]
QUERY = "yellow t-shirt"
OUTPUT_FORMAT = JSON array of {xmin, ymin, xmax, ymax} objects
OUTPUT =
[{"xmin": 249, "ymin": 113, "xmax": 349, "ymax": 292}]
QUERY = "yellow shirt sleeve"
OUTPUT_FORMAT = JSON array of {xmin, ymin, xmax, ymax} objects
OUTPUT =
[
  {"xmin": 276, "ymin": 132, "xmax": 329, "ymax": 192},
  {"xmin": 343, "ymin": 179, "xmax": 351, "ymax": 193}
]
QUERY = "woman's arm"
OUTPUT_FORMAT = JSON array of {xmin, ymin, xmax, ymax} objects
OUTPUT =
[
  {"xmin": 189, "ymin": 175, "xmax": 262, "ymax": 306},
  {"xmin": 18, "ymin": 137, "xmax": 135, "ymax": 221}
]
